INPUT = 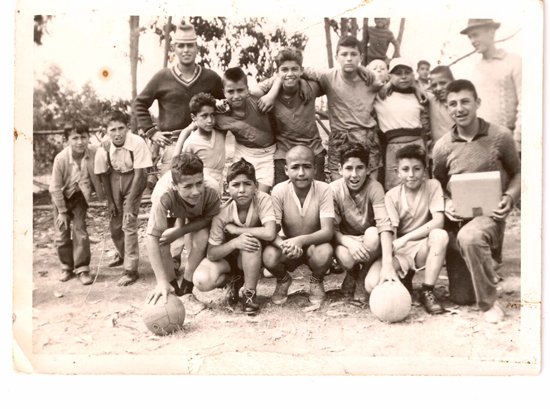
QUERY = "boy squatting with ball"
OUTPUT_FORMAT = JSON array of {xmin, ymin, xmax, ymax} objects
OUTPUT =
[
  {"xmin": 193, "ymin": 159, "xmax": 277, "ymax": 315},
  {"xmin": 263, "ymin": 146, "xmax": 335, "ymax": 304}
]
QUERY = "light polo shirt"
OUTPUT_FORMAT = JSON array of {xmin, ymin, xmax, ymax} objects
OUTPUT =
[
  {"xmin": 427, "ymin": 93, "xmax": 455, "ymax": 143},
  {"xmin": 182, "ymin": 129, "xmax": 226, "ymax": 174},
  {"xmin": 95, "ymin": 132, "xmax": 153, "ymax": 174},
  {"xmin": 330, "ymin": 177, "xmax": 392, "ymax": 236},
  {"xmin": 258, "ymin": 78, "xmax": 325, "ymax": 160},
  {"xmin": 373, "ymin": 92, "xmax": 423, "ymax": 134},
  {"xmin": 271, "ymin": 180, "xmax": 334, "ymax": 238},
  {"xmin": 208, "ymin": 191, "xmax": 276, "ymax": 246},
  {"xmin": 385, "ymin": 179, "xmax": 445, "ymax": 238},
  {"xmin": 215, "ymin": 96, "xmax": 276, "ymax": 149},
  {"xmin": 146, "ymin": 171, "xmax": 221, "ymax": 237},
  {"xmin": 303, "ymin": 67, "xmax": 378, "ymax": 131}
]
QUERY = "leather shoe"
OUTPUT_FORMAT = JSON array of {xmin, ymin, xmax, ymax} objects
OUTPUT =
[
  {"xmin": 108, "ymin": 254, "xmax": 124, "ymax": 268},
  {"xmin": 79, "ymin": 272, "xmax": 94, "ymax": 285},
  {"xmin": 419, "ymin": 289, "xmax": 445, "ymax": 314},
  {"xmin": 59, "ymin": 270, "xmax": 75, "ymax": 282},
  {"xmin": 117, "ymin": 270, "xmax": 139, "ymax": 286}
]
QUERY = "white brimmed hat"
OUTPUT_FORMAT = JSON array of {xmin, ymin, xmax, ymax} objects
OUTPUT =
[{"xmin": 173, "ymin": 24, "xmax": 198, "ymax": 43}]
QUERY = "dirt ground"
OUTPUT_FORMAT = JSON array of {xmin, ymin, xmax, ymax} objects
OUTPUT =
[{"xmin": 31, "ymin": 205, "xmax": 522, "ymax": 374}]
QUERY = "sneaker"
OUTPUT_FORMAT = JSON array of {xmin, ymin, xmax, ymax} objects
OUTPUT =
[
  {"xmin": 117, "ymin": 270, "xmax": 139, "ymax": 286},
  {"xmin": 182, "ymin": 293, "xmax": 206, "ymax": 315},
  {"xmin": 78, "ymin": 272, "xmax": 94, "ymax": 286},
  {"xmin": 309, "ymin": 280, "xmax": 326, "ymax": 304},
  {"xmin": 271, "ymin": 274, "xmax": 293, "ymax": 305},
  {"xmin": 242, "ymin": 288, "xmax": 260, "ymax": 316},
  {"xmin": 483, "ymin": 302, "xmax": 504, "ymax": 324},
  {"xmin": 340, "ymin": 272, "xmax": 356, "ymax": 297},
  {"xmin": 59, "ymin": 270, "xmax": 75, "ymax": 282},
  {"xmin": 353, "ymin": 279, "xmax": 368, "ymax": 304},
  {"xmin": 419, "ymin": 289, "xmax": 445, "ymax": 314},
  {"xmin": 108, "ymin": 254, "xmax": 124, "ymax": 268},
  {"xmin": 225, "ymin": 274, "xmax": 245, "ymax": 306}
]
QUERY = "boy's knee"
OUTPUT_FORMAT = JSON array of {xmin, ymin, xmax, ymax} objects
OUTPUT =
[
  {"xmin": 310, "ymin": 243, "xmax": 333, "ymax": 266},
  {"xmin": 335, "ymin": 246, "xmax": 356, "ymax": 271},
  {"xmin": 457, "ymin": 226, "xmax": 484, "ymax": 248},
  {"xmin": 363, "ymin": 227, "xmax": 381, "ymax": 250},
  {"xmin": 262, "ymin": 245, "xmax": 281, "ymax": 268},
  {"xmin": 429, "ymin": 228, "xmax": 449, "ymax": 247},
  {"xmin": 192, "ymin": 268, "xmax": 213, "ymax": 292}
]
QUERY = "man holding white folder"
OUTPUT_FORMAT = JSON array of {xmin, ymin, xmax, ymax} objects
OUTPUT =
[{"xmin": 433, "ymin": 79, "xmax": 521, "ymax": 324}]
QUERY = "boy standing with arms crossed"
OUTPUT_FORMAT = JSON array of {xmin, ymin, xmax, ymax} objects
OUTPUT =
[
  {"xmin": 193, "ymin": 159, "xmax": 277, "ymax": 315},
  {"xmin": 263, "ymin": 146, "xmax": 335, "ymax": 304},
  {"xmin": 433, "ymin": 80, "xmax": 520, "ymax": 323},
  {"xmin": 49, "ymin": 122, "xmax": 105, "ymax": 285},
  {"xmin": 95, "ymin": 111, "xmax": 152, "ymax": 286}
]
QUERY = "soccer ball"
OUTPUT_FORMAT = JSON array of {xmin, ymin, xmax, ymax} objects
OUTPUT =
[
  {"xmin": 369, "ymin": 281, "xmax": 412, "ymax": 323},
  {"xmin": 142, "ymin": 295, "xmax": 186, "ymax": 335}
]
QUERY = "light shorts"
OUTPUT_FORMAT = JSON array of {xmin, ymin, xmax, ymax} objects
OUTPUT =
[
  {"xmin": 394, "ymin": 237, "xmax": 427, "ymax": 278},
  {"xmin": 234, "ymin": 143, "xmax": 276, "ymax": 187},
  {"xmin": 204, "ymin": 167, "xmax": 224, "ymax": 194}
]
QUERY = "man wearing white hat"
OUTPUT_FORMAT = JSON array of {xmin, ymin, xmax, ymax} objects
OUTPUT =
[
  {"xmin": 461, "ymin": 19, "xmax": 522, "ymax": 154},
  {"xmin": 134, "ymin": 23, "xmax": 225, "ymax": 148}
]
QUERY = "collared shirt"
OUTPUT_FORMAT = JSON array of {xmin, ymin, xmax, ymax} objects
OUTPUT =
[
  {"xmin": 471, "ymin": 48, "xmax": 522, "ymax": 150},
  {"xmin": 173, "ymin": 64, "xmax": 201, "ymax": 86},
  {"xmin": 95, "ymin": 132, "xmax": 153, "ymax": 174},
  {"xmin": 65, "ymin": 147, "xmax": 83, "ymax": 199},
  {"xmin": 330, "ymin": 177, "xmax": 392, "ymax": 236},
  {"xmin": 433, "ymin": 118, "xmax": 521, "ymax": 203},
  {"xmin": 271, "ymin": 180, "xmax": 334, "ymax": 238},
  {"xmin": 385, "ymin": 179, "xmax": 445, "ymax": 238},
  {"xmin": 208, "ymin": 191, "xmax": 276, "ymax": 246},
  {"xmin": 303, "ymin": 67, "xmax": 378, "ymax": 131}
]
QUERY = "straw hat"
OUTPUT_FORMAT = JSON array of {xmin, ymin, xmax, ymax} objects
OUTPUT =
[{"xmin": 460, "ymin": 19, "xmax": 501, "ymax": 35}]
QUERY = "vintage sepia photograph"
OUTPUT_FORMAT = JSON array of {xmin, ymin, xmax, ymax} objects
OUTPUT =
[{"xmin": 13, "ymin": 0, "xmax": 542, "ymax": 381}]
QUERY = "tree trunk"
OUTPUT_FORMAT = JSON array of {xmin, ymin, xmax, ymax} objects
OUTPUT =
[
  {"xmin": 397, "ymin": 18, "xmax": 406, "ymax": 45},
  {"xmin": 341, "ymin": 18, "xmax": 348, "ymax": 37},
  {"xmin": 163, "ymin": 16, "xmax": 172, "ymax": 68},
  {"xmin": 350, "ymin": 18, "xmax": 358, "ymax": 37},
  {"xmin": 129, "ymin": 16, "xmax": 140, "ymax": 133},
  {"xmin": 361, "ymin": 18, "xmax": 369, "ymax": 66},
  {"xmin": 324, "ymin": 18, "xmax": 334, "ymax": 69}
]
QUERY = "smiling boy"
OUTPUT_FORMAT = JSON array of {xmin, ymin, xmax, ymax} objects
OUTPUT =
[
  {"xmin": 193, "ymin": 159, "xmax": 277, "ymax": 315},
  {"xmin": 433, "ymin": 79, "xmax": 521, "ymax": 323},
  {"xmin": 263, "ymin": 146, "xmax": 335, "ymax": 304},
  {"xmin": 330, "ymin": 143, "xmax": 394, "ymax": 303},
  {"xmin": 95, "ymin": 111, "xmax": 153, "ymax": 286},
  {"xmin": 427, "ymin": 65, "xmax": 455, "ymax": 144},
  {"xmin": 145, "ymin": 153, "xmax": 220, "ymax": 314}
]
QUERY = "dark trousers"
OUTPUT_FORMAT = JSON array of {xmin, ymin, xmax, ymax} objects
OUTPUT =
[
  {"xmin": 52, "ymin": 191, "xmax": 90, "ymax": 274},
  {"xmin": 274, "ymin": 152, "xmax": 326, "ymax": 186}
]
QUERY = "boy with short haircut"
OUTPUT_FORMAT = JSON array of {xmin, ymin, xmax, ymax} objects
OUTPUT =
[
  {"xmin": 49, "ymin": 121, "xmax": 105, "ymax": 285},
  {"xmin": 427, "ymin": 65, "xmax": 455, "ymax": 144},
  {"xmin": 95, "ymin": 111, "xmax": 153, "ymax": 286},
  {"xmin": 367, "ymin": 59, "xmax": 390, "ymax": 86},
  {"xmin": 302, "ymin": 35, "xmax": 383, "ymax": 182},
  {"xmin": 145, "ymin": 153, "xmax": 221, "ymax": 313},
  {"xmin": 366, "ymin": 18, "xmax": 401, "ymax": 65},
  {"xmin": 433, "ymin": 79, "xmax": 521, "ymax": 324},
  {"xmin": 373, "ymin": 57, "xmax": 429, "ymax": 191},
  {"xmin": 173, "ymin": 92, "xmax": 227, "ymax": 191},
  {"xmin": 382, "ymin": 144, "xmax": 448, "ymax": 314},
  {"xmin": 193, "ymin": 159, "xmax": 277, "ymax": 315},
  {"xmin": 330, "ymin": 143, "xmax": 394, "ymax": 303},
  {"xmin": 417, "ymin": 60, "xmax": 431, "ymax": 90},
  {"xmin": 215, "ymin": 67, "xmax": 277, "ymax": 193},
  {"xmin": 250, "ymin": 47, "xmax": 326, "ymax": 185},
  {"xmin": 263, "ymin": 146, "xmax": 335, "ymax": 304}
]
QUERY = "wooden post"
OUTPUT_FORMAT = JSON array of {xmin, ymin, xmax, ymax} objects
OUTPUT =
[
  {"xmin": 397, "ymin": 18, "xmax": 406, "ymax": 45},
  {"xmin": 350, "ymin": 18, "xmax": 358, "ymax": 37},
  {"xmin": 324, "ymin": 18, "xmax": 334, "ymax": 69},
  {"xmin": 362, "ymin": 18, "xmax": 369, "ymax": 66},
  {"xmin": 341, "ymin": 18, "xmax": 349, "ymax": 37},
  {"xmin": 163, "ymin": 16, "xmax": 172, "ymax": 68},
  {"xmin": 129, "ymin": 16, "xmax": 140, "ymax": 134}
]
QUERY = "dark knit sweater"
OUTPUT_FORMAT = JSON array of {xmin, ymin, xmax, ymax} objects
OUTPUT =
[
  {"xmin": 133, "ymin": 66, "xmax": 224, "ymax": 134},
  {"xmin": 433, "ymin": 118, "xmax": 521, "ymax": 204}
]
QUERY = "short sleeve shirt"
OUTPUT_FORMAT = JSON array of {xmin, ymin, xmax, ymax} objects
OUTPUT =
[
  {"xmin": 271, "ymin": 180, "xmax": 334, "ymax": 238},
  {"xmin": 215, "ymin": 97, "xmax": 276, "ymax": 149},
  {"xmin": 384, "ymin": 179, "xmax": 445, "ymax": 237},
  {"xmin": 208, "ymin": 191, "xmax": 276, "ymax": 246},
  {"xmin": 95, "ymin": 132, "xmax": 153, "ymax": 174},
  {"xmin": 181, "ymin": 129, "xmax": 226, "ymax": 173},
  {"xmin": 146, "ymin": 171, "xmax": 221, "ymax": 237},
  {"xmin": 330, "ymin": 177, "xmax": 392, "ymax": 236}
]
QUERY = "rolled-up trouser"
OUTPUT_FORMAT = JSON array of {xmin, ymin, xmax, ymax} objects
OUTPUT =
[
  {"xmin": 445, "ymin": 216, "xmax": 506, "ymax": 311},
  {"xmin": 52, "ymin": 190, "xmax": 91, "ymax": 274},
  {"xmin": 385, "ymin": 136, "xmax": 426, "ymax": 191},
  {"xmin": 328, "ymin": 128, "xmax": 383, "ymax": 182}
]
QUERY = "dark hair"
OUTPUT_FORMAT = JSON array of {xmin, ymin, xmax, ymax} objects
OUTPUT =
[
  {"xmin": 104, "ymin": 110, "xmax": 129, "ymax": 127},
  {"xmin": 227, "ymin": 158, "xmax": 256, "ymax": 184},
  {"xmin": 339, "ymin": 142, "xmax": 370, "ymax": 168},
  {"xmin": 223, "ymin": 67, "xmax": 248, "ymax": 87},
  {"xmin": 446, "ymin": 79, "xmax": 478, "ymax": 100},
  {"xmin": 336, "ymin": 35, "xmax": 363, "ymax": 55},
  {"xmin": 274, "ymin": 47, "xmax": 303, "ymax": 68},
  {"xmin": 431, "ymin": 65, "xmax": 454, "ymax": 81},
  {"xmin": 171, "ymin": 152, "xmax": 204, "ymax": 184},
  {"xmin": 417, "ymin": 60, "xmax": 430, "ymax": 70},
  {"xmin": 189, "ymin": 92, "xmax": 216, "ymax": 115},
  {"xmin": 63, "ymin": 121, "xmax": 89, "ymax": 140},
  {"xmin": 395, "ymin": 144, "xmax": 427, "ymax": 168}
]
